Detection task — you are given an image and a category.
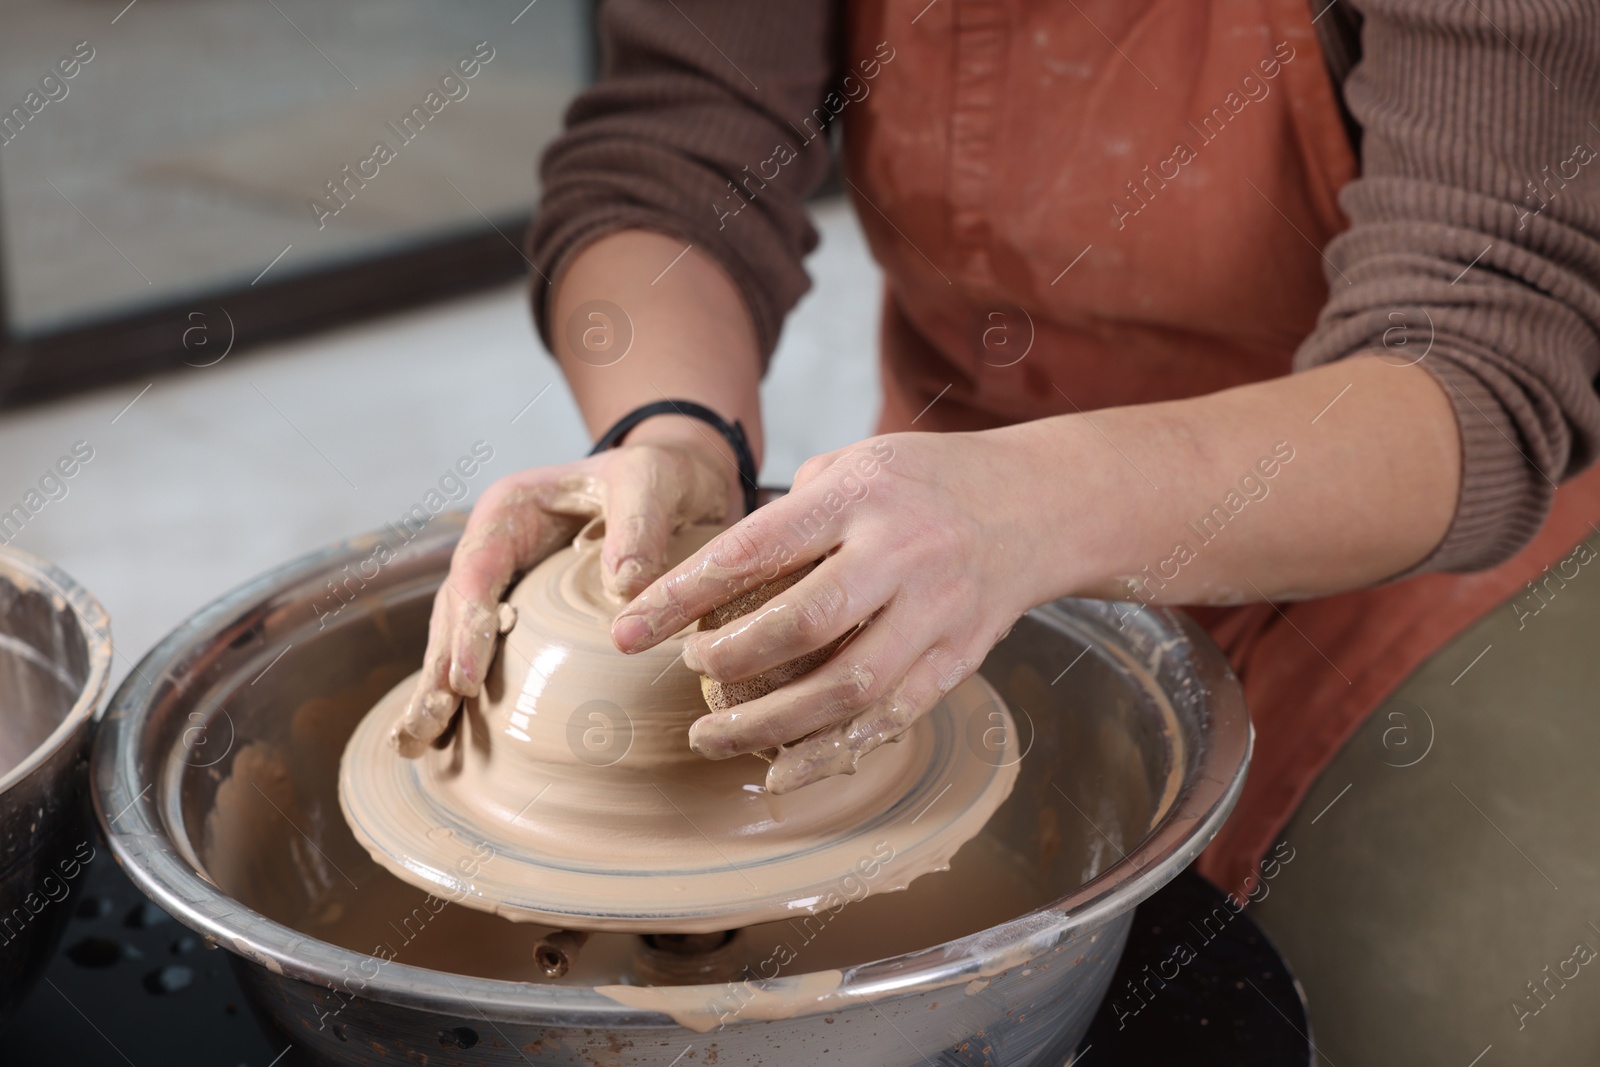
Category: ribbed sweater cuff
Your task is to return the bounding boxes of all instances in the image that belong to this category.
[1416,356,1553,573]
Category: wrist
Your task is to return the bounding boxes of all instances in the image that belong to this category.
[982,416,1129,603]
[620,415,749,520]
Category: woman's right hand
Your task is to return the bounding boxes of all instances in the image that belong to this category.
[392,433,735,756]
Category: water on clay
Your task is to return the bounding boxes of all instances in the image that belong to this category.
[201,667,1063,986]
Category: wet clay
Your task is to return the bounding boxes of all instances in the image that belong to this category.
[395,450,732,752]
[338,523,1023,932]
[209,728,1052,988]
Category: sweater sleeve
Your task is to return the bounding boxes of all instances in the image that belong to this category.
[526,0,838,362]
[1294,0,1600,572]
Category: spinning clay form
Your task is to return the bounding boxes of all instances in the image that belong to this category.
[339,521,1021,933]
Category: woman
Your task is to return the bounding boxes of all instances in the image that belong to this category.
[398,2,1600,1060]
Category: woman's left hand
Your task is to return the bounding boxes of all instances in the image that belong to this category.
[609,430,1047,793]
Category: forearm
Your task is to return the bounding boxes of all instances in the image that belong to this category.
[996,355,1462,605]
[550,229,766,511]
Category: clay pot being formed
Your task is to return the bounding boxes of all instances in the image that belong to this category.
[92,513,1250,1067]
[339,521,1022,933]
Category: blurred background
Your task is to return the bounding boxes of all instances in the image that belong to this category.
[0,0,882,688]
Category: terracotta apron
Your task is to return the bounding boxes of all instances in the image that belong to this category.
[843,0,1600,895]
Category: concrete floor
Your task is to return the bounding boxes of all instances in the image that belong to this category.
[0,195,882,693]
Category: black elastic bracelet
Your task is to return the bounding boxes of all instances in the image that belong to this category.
[588,399,760,516]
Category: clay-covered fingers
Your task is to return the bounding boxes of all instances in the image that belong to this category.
[393,591,461,757]
[611,485,850,654]
[443,480,587,696]
[680,557,883,684]
[764,649,959,794]
[598,444,729,600]
[393,472,588,756]
[393,443,732,757]
[686,609,930,759]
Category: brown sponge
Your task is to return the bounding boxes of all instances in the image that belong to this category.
[697,562,849,713]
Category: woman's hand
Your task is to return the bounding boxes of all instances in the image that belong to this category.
[599,355,1459,795]
[392,434,734,755]
[609,431,1045,793]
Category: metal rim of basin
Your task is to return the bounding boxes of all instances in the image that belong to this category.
[91,517,1252,1026]
[0,544,112,796]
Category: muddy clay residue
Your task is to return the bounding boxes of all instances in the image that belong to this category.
[337,524,1022,933]
[195,573,1130,1027]
[596,969,848,1033]
[208,707,1054,987]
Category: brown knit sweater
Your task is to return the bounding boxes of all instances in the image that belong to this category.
[528,0,1600,574]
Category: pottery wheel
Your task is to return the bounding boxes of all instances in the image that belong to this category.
[340,524,1022,934]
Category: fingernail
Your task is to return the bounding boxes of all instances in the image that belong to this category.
[614,558,646,592]
[687,715,737,759]
[391,726,427,759]
[407,689,457,737]
[449,661,479,697]
[766,761,803,794]
[680,637,704,673]
[612,614,650,651]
